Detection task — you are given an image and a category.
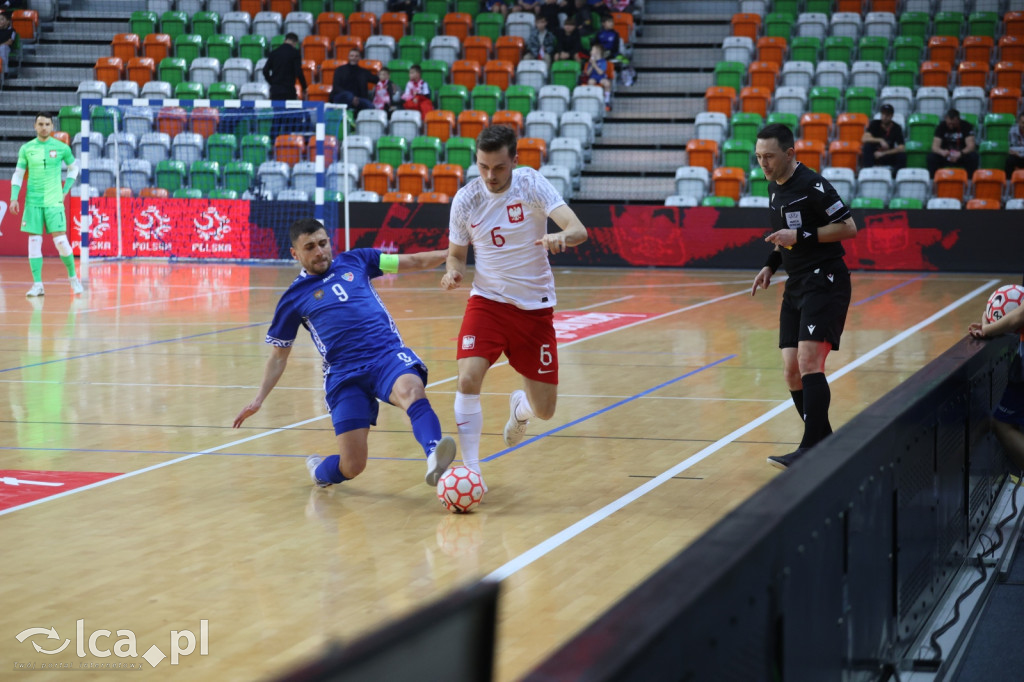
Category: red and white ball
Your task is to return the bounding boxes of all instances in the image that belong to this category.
[437,466,485,513]
[984,284,1024,326]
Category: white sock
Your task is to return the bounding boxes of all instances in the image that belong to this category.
[454,391,483,473]
[514,392,534,422]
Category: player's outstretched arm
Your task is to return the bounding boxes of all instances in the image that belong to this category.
[396,249,448,273]
[970,304,1024,339]
[233,345,291,427]
[536,204,588,254]
[441,243,469,290]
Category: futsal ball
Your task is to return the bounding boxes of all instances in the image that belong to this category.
[437,466,485,513]
[984,285,1024,326]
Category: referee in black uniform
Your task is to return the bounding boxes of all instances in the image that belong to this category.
[751,123,858,470]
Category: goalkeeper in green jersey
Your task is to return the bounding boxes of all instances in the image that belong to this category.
[10,112,82,296]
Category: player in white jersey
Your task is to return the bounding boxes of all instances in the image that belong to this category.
[441,125,589,489]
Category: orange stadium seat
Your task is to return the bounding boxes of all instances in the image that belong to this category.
[612,12,634,45]
[801,113,833,145]
[418,192,450,203]
[740,86,770,117]
[484,60,514,89]
[749,61,780,90]
[463,36,492,66]
[359,59,382,75]
[274,134,306,166]
[144,33,172,63]
[920,61,952,88]
[301,59,317,87]
[112,34,140,64]
[999,36,1024,62]
[838,0,865,10]
[12,10,37,43]
[306,84,333,102]
[141,187,170,198]
[964,36,995,64]
[362,163,394,195]
[269,0,295,14]
[712,167,745,201]
[971,169,1006,202]
[457,110,489,140]
[397,163,429,195]
[348,13,378,43]
[157,107,188,137]
[320,59,344,87]
[934,167,968,199]
[53,131,70,146]
[966,198,1000,209]
[127,57,156,86]
[869,0,897,10]
[685,139,719,172]
[381,12,409,42]
[516,137,547,169]
[829,140,861,170]
[704,86,736,116]
[334,36,364,58]
[1005,12,1024,38]
[94,57,124,87]
[492,110,523,135]
[431,163,464,196]
[317,12,346,41]
[104,187,133,198]
[444,12,473,42]
[837,112,868,142]
[191,107,220,138]
[307,134,337,161]
[383,191,416,202]
[995,61,1024,89]
[425,110,456,142]
[239,0,264,19]
[731,13,761,40]
[958,61,989,88]
[495,36,524,67]
[757,37,787,67]
[1012,169,1024,198]
[303,36,330,65]
[990,87,1022,114]
[928,36,958,64]
[795,139,825,171]
[452,60,481,89]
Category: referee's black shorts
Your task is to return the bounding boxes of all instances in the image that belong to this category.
[779,260,851,350]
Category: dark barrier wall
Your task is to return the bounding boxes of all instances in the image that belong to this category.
[523,334,1018,682]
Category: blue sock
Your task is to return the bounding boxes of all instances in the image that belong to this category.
[407,398,443,457]
[315,455,348,484]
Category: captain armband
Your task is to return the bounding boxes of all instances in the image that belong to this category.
[764,250,783,274]
[379,253,399,274]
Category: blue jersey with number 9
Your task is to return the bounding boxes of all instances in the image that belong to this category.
[266,248,407,377]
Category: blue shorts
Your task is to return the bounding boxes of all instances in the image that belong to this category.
[324,346,428,435]
[994,381,1024,428]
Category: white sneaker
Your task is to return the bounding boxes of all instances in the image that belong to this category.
[305,455,332,488]
[425,436,456,486]
[466,463,489,493]
[26,282,44,297]
[69,276,83,295]
[503,390,530,447]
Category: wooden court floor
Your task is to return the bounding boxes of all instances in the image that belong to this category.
[0,256,1012,681]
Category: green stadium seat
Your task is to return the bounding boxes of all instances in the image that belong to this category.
[130,11,159,38]
[208,189,239,199]
[208,82,238,100]
[888,197,922,209]
[174,81,205,99]
[174,34,203,67]
[773,0,798,13]
[425,0,450,16]
[898,12,929,39]
[412,13,440,40]
[905,140,928,168]
[475,13,503,42]
[980,140,1008,170]
[173,188,203,198]
[764,13,794,39]
[456,0,480,17]
[550,60,581,90]
[968,11,999,38]
[160,11,189,40]
[714,61,745,91]
[850,197,884,209]
[892,36,924,63]
[398,35,428,63]
[300,0,326,14]
[824,36,854,66]
[207,35,236,64]
[58,105,82,138]
[886,61,916,88]
[158,57,188,87]
[411,135,443,168]
[791,36,821,64]
[326,190,345,202]
[804,0,831,12]
[858,36,888,63]
[907,113,939,146]
[91,106,121,137]
[420,59,449,98]
[330,0,357,14]
[808,86,840,115]
[438,83,469,115]
[192,11,220,41]
[376,136,409,168]
[701,196,736,207]
[766,111,799,135]
[156,159,187,192]
[843,86,876,117]
[445,136,475,169]
[207,133,237,165]
[224,161,255,194]
[240,134,271,166]
[933,12,964,39]
[269,35,286,53]
[983,113,1016,144]
[722,138,755,170]
[729,112,763,145]
[748,167,768,197]
[471,84,502,117]
[505,84,536,117]
[189,160,220,195]
[387,59,413,92]
[239,35,268,65]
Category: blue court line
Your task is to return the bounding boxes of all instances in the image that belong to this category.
[0,322,267,374]
[852,274,928,307]
[482,354,736,463]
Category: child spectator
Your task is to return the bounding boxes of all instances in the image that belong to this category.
[526,15,559,67]
[584,43,611,110]
[401,64,434,116]
[372,66,401,114]
[0,12,15,80]
[554,17,586,63]
[595,14,620,59]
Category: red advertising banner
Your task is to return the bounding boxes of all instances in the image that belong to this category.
[0,181,82,257]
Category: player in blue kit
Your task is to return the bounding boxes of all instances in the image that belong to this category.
[233,218,456,489]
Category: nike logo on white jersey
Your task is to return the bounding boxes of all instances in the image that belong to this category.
[814,182,824,193]
[807,324,816,334]
[470,220,483,228]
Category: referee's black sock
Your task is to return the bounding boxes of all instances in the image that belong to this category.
[798,373,831,450]
[790,389,804,420]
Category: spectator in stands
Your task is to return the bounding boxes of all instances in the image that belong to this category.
[1006,113,1024,180]
[386,0,421,19]
[859,103,906,174]
[330,48,377,112]
[927,108,978,179]
[584,44,612,111]
[595,15,620,59]
[512,0,543,14]
[1,11,18,79]
[372,66,401,114]
[526,15,559,68]
[483,0,510,19]
[570,0,598,34]
[538,0,567,29]
[401,64,434,116]
[604,0,630,11]
[262,33,306,101]
[553,16,586,64]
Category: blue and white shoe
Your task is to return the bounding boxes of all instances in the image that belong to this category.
[425,436,456,486]
[306,455,332,488]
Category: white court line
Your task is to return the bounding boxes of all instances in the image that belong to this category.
[484,278,999,582]
[572,295,635,311]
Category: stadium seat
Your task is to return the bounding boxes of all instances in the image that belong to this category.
[797,13,829,41]
[515,60,547,93]
[380,11,408,42]
[190,57,221,88]
[892,35,924,63]
[694,112,728,147]
[757,37,787,67]
[445,136,475,169]
[927,35,958,65]
[808,86,840,115]
[348,12,378,42]
[388,109,422,140]
[288,161,316,196]
[189,160,221,196]
[913,87,950,119]
[965,198,1000,209]
[454,110,486,141]
[714,61,745,91]
[822,167,856,202]
[849,196,884,208]
[361,162,394,195]
[550,60,582,90]
[879,86,913,118]
[712,167,745,201]
[484,60,515,90]
[995,61,1024,89]
[702,196,736,207]
[77,80,107,103]
[431,163,464,196]
[72,131,104,160]
[379,191,413,202]
[326,162,359,194]
[731,12,762,40]
[674,166,711,199]
[463,36,492,67]
[780,61,815,90]
[971,169,1006,202]
[410,135,444,168]
[829,140,861,171]
[800,113,832,145]
[749,61,780,90]
[444,12,473,43]
[920,61,952,88]
[505,11,535,40]
[537,164,570,199]
[376,136,409,168]
[738,196,769,207]
[739,87,770,117]
[1011,169,1024,199]
[495,36,524,68]
[722,36,755,66]
[980,140,1008,171]
[722,138,754,170]
[831,12,862,40]
[398,35,427,64]
[316,12,346,41]
[416,192,449,203]
[348,190,381,202]
[773,86,808,116]
[430,35,461,66]
[492,110,524,136]
[990,87,1023,115]
[998,35,1024,62]
[685,139,718,173]
[835,112,867,143]
[339,135,373,169]
[451,60,481,90]
[795,139,825,171]
[855,167,893,202]
[155,159,187,192]
[934,167,968,200]
[516,137,547,170]
[765,12,795,39]
[548,137,584,186]
[396,162,429,195]
[983,113,1015,145]
[824,36,855,67]
[503,84,537,119]
[886,197,921,209]
[849,62,884,91]
[474,13,503,43]
[893,167,931,203]
[951,87,986,120]
[355,109,388,143]
[425,110,456,142]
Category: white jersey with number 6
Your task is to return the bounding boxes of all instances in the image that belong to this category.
[448,166,566,310]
